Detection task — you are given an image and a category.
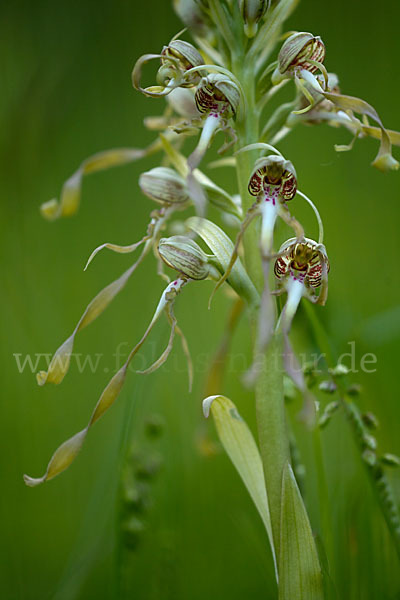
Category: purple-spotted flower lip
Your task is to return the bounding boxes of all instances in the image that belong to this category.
[248,155,297,202]
[187,73,241,173]
[274,237,329,300]
[194,73,240,119]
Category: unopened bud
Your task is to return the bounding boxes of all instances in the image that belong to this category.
[329,363,349,377]
[318,380,336,394]
[361,412,379,430]
[239,0,270,38]
[122,516,146,550]
[362,449,377,468]
[362,433,377,451]
[139,167,189,205]
[272,32,325,84]
[135,455,163,480]
[158,235,211,280]
[346,383,362,397]
[380,453,400,468]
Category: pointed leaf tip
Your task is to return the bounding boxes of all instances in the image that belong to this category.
[202,395,219,418]
[23,474,45,487]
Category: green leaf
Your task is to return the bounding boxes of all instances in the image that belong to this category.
[186,216,259,307]
[203,395,277,576]
[40,134,175,221]
[279,463,323,600]
[36,251,148,386]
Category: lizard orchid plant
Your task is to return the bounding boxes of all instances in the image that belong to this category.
[25,0,400,597]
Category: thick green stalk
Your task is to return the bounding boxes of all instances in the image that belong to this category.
[232,56,290,561]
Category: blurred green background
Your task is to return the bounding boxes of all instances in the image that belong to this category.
[1,1,400,598]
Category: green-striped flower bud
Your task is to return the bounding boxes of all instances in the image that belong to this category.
[239,0,270,38]
[195,73,240,119]
[139,167,189,205]
[158,235,211,280]
[272,32,325,84]
[278,32,325,75]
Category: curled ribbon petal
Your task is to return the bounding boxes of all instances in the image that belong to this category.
[131,53,183,98]
[299,69,399,171]
[36,249,148,386]
[25,279,188,486]
[40,148,146,221]
[37,208,174,386]
[84,237,150,271]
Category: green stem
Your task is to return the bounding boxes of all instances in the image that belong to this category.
[232,56,290,562]
[233,60,263,291]
[208,0,237,58]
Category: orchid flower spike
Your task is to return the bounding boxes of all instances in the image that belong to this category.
[274,237,330,333]
[132,36,204,98]
[187,73,240,171]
